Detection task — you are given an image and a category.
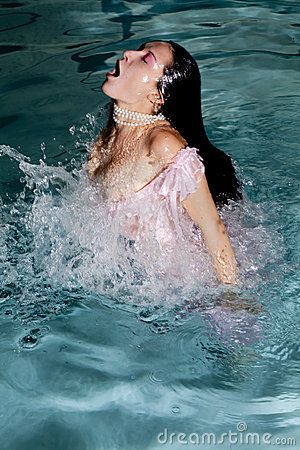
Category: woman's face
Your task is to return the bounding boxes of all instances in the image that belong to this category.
[102,41,173,111]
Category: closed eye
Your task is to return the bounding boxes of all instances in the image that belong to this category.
[142,52,151,64]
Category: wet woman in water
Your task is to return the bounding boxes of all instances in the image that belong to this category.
[86,40,243,286]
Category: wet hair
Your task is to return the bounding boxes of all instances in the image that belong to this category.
[154,39,243,207]
[97,40,243,207]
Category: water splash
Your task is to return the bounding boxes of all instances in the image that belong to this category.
[0,140,285,347]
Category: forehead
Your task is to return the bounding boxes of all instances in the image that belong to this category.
[143,41,173,66]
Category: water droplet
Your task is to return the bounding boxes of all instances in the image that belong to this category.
[19,333,38,349]
[18,326,50,349]
[59,344,68,352]
[149,369,167,383]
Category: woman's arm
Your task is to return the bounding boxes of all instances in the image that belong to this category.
[148,129,239,285]
[182,175,239,285]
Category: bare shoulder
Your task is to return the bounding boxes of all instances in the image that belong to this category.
[146,123,188,164]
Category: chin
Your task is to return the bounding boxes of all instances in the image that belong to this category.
[101,80,114,98]
[102,84,123,104]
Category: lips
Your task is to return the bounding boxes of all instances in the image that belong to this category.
[106,58,121,78]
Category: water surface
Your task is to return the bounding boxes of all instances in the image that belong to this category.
[0,1,299,449]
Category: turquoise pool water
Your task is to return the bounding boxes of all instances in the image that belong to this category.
[0,1,299,449]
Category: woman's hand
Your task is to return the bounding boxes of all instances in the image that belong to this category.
[182,174,238,285]
[216,290,264,315]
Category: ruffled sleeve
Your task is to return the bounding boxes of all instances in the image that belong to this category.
[154,146,205,201]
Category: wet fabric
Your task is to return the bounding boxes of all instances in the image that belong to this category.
[103,145,217,286]
[107,146,205,248]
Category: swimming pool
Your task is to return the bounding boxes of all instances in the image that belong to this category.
[0,1,299,449]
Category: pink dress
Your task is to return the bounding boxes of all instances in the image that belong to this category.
[96,145,262,344]
[104,145,217,285]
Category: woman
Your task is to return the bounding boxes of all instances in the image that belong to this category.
[86,40,243,286]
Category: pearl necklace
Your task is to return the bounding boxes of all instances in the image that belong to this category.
[113,103,166,127]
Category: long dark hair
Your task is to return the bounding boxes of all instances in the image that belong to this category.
[99,40,243,207]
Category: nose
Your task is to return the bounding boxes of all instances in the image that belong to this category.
[122,49,140,61]
[123,50,131,61]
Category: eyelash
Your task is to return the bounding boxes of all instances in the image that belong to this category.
[142,52,150,63]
